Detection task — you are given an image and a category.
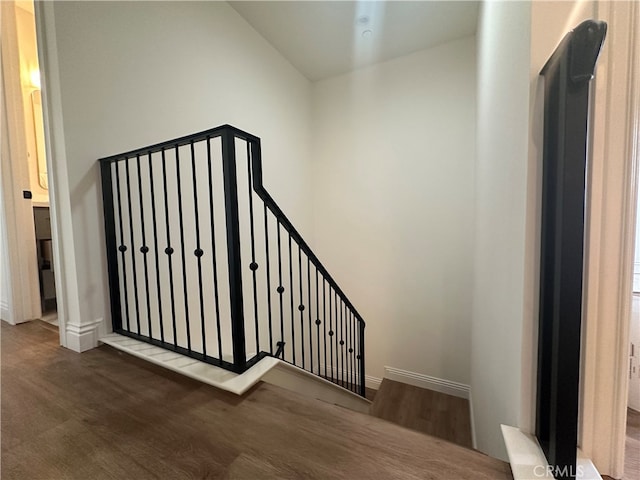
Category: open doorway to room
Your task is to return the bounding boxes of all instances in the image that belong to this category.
[1,0,57,329]
[18,0,57,327]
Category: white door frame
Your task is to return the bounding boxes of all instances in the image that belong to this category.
[1,0,42,326]
[32,0,84,348]
[580,1,640,478]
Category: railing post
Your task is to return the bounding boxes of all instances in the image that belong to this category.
[100,160,122,331]
[221,129,247,371]
[359,321,366,397]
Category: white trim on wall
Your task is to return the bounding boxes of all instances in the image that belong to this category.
[65,318,103,353]
[580,2,640,477]
[1,0,42,325]
[317,364,472,399]
[383,366,471,399]
[0,300,11,322]
[318,363,382,390]
[34,0,84,348]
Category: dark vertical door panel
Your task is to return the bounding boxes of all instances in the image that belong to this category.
[536,20,606,480]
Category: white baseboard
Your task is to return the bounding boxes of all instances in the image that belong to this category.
[366,375,382,389]
[65,318,103,352]
[0,300,11,323]
[318,363,382,390]
[383,366,471,399]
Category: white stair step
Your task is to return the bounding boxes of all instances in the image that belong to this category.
[99,333,260,394]
[99,332,371,413]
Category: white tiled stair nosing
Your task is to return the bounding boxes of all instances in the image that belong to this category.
[98,333,372,408]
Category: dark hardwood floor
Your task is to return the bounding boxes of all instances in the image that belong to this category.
[1,321,512,479]
[371,379,473,448]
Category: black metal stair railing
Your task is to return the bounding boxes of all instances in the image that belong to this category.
[99,124,366,396]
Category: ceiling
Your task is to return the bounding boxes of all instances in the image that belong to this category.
[229,1,479,81]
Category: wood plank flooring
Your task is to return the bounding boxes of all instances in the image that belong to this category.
[371,379,473,448]
[622,408,639,480]
[1,321,511,479]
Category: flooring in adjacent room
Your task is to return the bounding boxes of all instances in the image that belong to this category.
[622,408,639,480]
[1,321,511,479]
[601,408,639,480]
[370,378,473,449]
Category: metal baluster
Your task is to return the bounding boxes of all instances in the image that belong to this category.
[343,303,347,388]
[190,141,206,357]
[206,138,223,359]
[125,156,141,334]
[316,267,321,375]
[356,315,360,393]
[323,277,327,378]
[148,153,164,343]
[161,149,178,348]
[307,256,313,373]
[333,290,340,385]
[348,310,352,389]
[276,222,285,358]
[114,161,130,332]
[298,245,305,369]
[329,286,333,382]
[359,318,365,396]
[247,141,260,354]
[175,145,191,351]
[264,205,273,354]
[136,154,153,340]
[288,234,295,364]
[340,299,345,387]
[350,311,355,392]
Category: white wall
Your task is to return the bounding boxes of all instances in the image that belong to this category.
[311,36,476,385]
[472,0,531,460]
[48,1,313,332]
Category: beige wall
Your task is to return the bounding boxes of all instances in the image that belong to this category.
[47,1,313,334]
[471,0,532,460]
[311,36,477,386]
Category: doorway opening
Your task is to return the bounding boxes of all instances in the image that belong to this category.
[1,0,57,329]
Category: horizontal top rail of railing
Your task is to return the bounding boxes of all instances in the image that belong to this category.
[99,124,259,163]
